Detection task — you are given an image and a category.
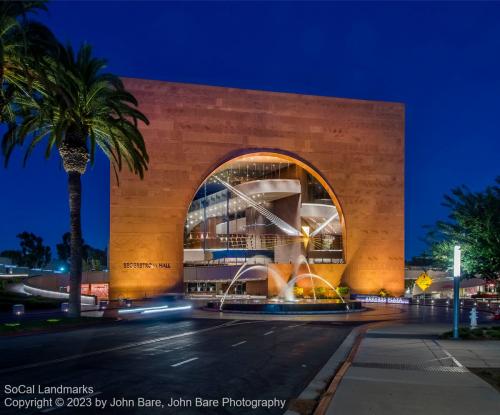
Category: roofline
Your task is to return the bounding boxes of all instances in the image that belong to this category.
[121,76,405,108]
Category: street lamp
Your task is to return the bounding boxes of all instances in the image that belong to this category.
[453,245,461,339]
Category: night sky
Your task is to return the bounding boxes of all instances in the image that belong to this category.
[1,1,499,260]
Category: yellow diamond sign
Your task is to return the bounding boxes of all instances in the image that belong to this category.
[415,272,433,292]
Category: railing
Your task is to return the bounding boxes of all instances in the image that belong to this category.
[184,232,343,255]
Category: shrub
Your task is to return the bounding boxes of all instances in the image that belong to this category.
[293,286,304,298]
[337,286,350,296]
[314,287,327,299]
[379,288,391,297]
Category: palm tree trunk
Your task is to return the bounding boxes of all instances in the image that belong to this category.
[68,171,83,317]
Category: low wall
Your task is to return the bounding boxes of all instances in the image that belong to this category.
[23,271,109,304]
[23,284,96,305]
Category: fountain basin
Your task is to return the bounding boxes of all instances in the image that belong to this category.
[206,299,362,314]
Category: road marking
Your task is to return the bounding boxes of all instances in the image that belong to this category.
[264,331,274,336]
[286,324,301,328]
[144,347,173,352]
[0,321,236,375]
[41,406,59,413]
[441,348,464,368]
[171,357,198,367]
[426,356,454,363]
[145,349,173,356]
[231,340,247,347]
[432,339,465,369]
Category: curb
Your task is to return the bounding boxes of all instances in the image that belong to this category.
[285,321,393,415]
[284,324,367,415]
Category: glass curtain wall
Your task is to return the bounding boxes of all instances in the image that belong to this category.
[184,155,344,266]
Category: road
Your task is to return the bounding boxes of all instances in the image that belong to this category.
[0,317,356,414]
[0,303,495,414]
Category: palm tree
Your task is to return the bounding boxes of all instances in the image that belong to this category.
[2,43,149,316]
[0,1,54,119]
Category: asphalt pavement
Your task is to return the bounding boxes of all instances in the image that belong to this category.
[0,303,496,415]
[0,317,355,415]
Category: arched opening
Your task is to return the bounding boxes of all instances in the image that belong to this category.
[183,152,346,298]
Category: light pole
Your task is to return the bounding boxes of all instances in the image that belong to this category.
[453,245,461,339]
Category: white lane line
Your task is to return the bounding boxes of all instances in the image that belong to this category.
[41,406,59,413]
[286,324,301,328]
[0,321,235,375]
[231,340,247,347]
[426,356,454,363]
[144,347,173,352]
[171,357,198,367]
[145,349,173,356]
[264,331,274,336]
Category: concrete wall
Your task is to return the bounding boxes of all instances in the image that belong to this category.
[110,79,404,299]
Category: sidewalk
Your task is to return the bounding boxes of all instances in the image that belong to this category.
[327,323,500,415]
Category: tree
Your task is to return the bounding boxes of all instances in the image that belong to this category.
[405,253,439,271]
[2,43,149,317]
[425,178,500,286]
[0,231,51,268]
[57,232,107,270]
[84,245,107,271]
[56,232,71,262]
[0,249,22,265]
[17,231,51,268]
[0,1,55,118]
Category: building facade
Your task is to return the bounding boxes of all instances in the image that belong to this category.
[109,79,404,300]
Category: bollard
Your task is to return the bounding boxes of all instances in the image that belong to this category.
[61,302,69,313]
[12,304,25,316]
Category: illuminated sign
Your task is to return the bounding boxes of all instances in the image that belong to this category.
[353,295,410,304]
[123,262,171,269]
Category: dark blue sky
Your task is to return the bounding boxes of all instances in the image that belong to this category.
[1,1,499,259]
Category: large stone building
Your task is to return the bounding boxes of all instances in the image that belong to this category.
[109,79,404,300]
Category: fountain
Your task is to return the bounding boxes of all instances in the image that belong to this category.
[295,255,316,301]
[218,262,288,311]
[282,273,350,311]
[207,261,361,314]
[195,155,362,314]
